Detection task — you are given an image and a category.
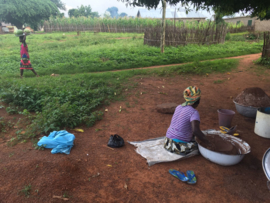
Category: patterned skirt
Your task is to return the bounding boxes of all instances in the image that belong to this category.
[20,59,33,70]
[164,137,198,156]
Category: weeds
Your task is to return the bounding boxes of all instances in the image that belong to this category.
[6,106,19,115]
[95,128,102,132]
[32,139,46,150]
[0,117,5,132]
[256,57,270,68]
[0,117,13,134]
[125,102,131,108]
[9,152,14,157]
[19,184,32,197]
[214,80,224,84]
[63,191,70,198]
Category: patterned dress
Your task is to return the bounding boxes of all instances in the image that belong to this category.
[164,105,200,155]
[20,43,33,69]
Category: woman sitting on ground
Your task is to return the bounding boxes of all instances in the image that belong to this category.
[164,86,208,155]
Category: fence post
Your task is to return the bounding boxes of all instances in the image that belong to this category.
[160,0,167,53]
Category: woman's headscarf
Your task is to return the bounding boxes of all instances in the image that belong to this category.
[182,86,201,106]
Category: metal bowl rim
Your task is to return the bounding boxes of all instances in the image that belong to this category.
[233,100,261,109]
[195,134,251,156]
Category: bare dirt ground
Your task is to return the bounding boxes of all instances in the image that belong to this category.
[0,53,270,203]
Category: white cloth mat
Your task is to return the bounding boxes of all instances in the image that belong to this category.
[129,137,199,166]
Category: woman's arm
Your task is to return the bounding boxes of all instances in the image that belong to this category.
[191,120,208,143]
[23,34,27,46]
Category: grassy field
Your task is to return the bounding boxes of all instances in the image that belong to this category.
[0,31,260,142]
[0,58,238,139]
[0,32,262,77]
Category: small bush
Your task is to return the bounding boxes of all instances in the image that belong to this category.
[246,34,257,40]
[225,33,231,41]
[19,184,31,197]
[257,57,270,68]
[6,106,19,115]
[230,35,246,41]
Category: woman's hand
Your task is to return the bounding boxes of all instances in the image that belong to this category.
[191,120,208,143]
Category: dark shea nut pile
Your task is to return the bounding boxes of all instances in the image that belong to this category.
[234,87,270,107]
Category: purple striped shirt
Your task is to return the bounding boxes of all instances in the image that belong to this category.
[166,105,200,142]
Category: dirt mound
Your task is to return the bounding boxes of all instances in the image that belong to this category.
[234,87,270,107]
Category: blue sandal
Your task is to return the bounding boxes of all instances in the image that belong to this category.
[169,169,189,182]
[187,170,197,185]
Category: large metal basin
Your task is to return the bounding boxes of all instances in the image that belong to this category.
[262,148,270,190]
[233,100,260,118]
[198,130,251,166]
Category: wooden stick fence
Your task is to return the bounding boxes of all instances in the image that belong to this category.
[43,20,247,35]
[144,24,227,47]
[44,23,148,33]
[228,26,254,34]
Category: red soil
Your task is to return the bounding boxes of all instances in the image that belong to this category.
[0,53,270,202]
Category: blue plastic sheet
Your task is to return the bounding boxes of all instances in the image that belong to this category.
[37,130,75,154]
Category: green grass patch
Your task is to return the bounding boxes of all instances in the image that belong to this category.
[255,57,270,68]
[0,58,238,138]
[213,79,224,84]
[0,32,261,77]
[231,32,249,36]
[226,32,264,42]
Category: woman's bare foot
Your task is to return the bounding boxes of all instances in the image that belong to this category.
[36,75,40,77]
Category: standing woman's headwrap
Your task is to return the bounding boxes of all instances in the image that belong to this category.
[182,86,201,106]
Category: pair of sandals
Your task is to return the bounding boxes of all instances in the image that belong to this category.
[169,169,197,184]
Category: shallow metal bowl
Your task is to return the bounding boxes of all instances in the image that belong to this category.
[233,100,260,118]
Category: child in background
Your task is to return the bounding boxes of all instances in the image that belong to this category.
[19,33,39,78]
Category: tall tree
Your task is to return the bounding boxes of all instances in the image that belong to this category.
[0,0,58,29]
[50,0,66,10]
[68,5,100,18]
[68,9,78,18]
[256,10,270,20]
[104,11,111,18]
[91,12,100,18]
[119,13,128,17]
[119,0,270,19]
[77,5,93,17]
[107,7,119,18]
[213,7,234,24]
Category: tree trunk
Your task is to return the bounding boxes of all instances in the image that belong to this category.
[262,32,270,59]
[160,0,167,53]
